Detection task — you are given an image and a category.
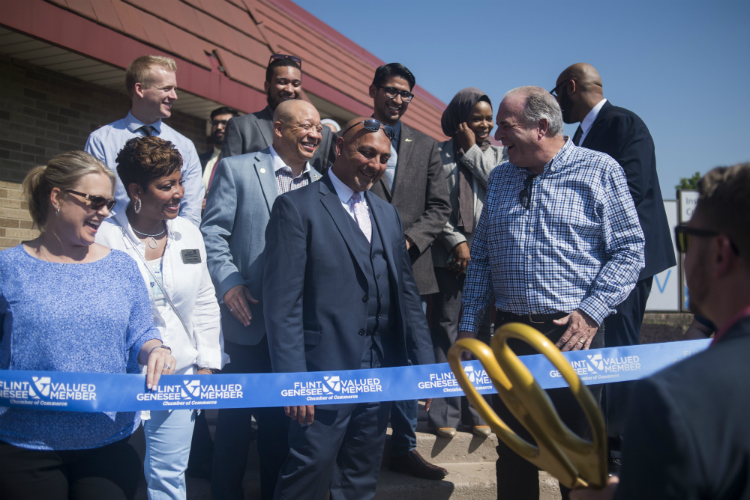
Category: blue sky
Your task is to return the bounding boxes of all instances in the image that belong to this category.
[293,0,750,199]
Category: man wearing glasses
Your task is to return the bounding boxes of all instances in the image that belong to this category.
[551,63,676,473]
[220,54,337,172]
[571,163,750,500]
[200,106,240,191]
[366,62,451,481]
[458,86,644,500]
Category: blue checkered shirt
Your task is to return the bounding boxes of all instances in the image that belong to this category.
[458,138,644,332]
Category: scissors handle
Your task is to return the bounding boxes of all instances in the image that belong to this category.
[448,323,607,490]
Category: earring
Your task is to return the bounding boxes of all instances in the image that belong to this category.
[135,198,141,214]
[54,205,60,217]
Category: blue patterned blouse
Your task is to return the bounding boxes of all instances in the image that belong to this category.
[0,245,160,450]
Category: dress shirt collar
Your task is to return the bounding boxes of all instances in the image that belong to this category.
[269,145,311,176]
[328,168,358,204]
[580,98,607,137]
[211,146,221,157]
[125,111,163,135]
[513,136,576,177]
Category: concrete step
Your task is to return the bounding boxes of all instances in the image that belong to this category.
[383,427,499,467]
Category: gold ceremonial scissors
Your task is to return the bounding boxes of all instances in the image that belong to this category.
[447,322,607,490]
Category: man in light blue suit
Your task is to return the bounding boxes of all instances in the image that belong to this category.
[200,99,324,500]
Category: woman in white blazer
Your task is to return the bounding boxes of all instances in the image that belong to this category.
[96,136,226,500]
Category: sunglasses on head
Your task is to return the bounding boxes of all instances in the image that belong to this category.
[269,54,302,68]
[674,225,740,254]
[65,190,116,211]
[341,119,395,141]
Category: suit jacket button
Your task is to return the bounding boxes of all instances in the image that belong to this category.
[380,294,384,299]
[362,295,369,302]
[358,329,366,336]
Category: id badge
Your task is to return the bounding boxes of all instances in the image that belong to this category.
[181,249,201,264]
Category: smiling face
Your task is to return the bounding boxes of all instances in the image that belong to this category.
[274,104,322,165]
[333,125,391,192]
[52,172,114,247]
[265,66,302,110]
[369,75,411,125]
[135,67,177,123]
[494,94,541,169]
[467,100,494,144]
[136,169,185,222]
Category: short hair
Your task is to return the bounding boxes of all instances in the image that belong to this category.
[504,86,564,137]
[116,136,183,197]
[266,58,301,83]
[210,107,240,120]
[371,63,416,91]
[696,162,750,266]
[125,55,177,98]
[22,151,115,231]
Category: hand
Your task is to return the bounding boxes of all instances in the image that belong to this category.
[223,285,259,327]
[569,475,619,500]
[456,122,476,151]
[405,238,411,251]
[457,330,478,361]
[285,405,315,425]
[448,242,470,274]
[424,398,433,411]
[554,309,599,352]
[145,344,176,390]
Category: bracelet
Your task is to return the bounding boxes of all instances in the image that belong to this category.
[149,344,172,356]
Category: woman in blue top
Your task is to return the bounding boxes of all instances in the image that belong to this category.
[0,151,175,500]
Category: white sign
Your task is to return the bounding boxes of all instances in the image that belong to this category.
[646,200,680,312]
[679,190,699,223]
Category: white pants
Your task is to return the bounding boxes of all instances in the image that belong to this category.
[144,410,196,500]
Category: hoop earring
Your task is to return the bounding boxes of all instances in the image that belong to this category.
[134,198,141,214]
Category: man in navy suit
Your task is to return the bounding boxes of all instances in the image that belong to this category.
[571,163,750,500]
[552,63,676,470]
[263,117,435,500]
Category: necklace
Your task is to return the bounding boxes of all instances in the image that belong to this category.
[132,225,167,249]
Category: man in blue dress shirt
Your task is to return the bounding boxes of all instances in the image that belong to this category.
[85,55,204,226]
[458,86,644,500]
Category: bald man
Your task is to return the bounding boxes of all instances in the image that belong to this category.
[552,63,676,472]
[201,99,325,500]
[263,118,435,500]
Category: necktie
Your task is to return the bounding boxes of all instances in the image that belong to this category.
[385,138,398,192]
[139,125,156,137]
[350,193,372,243]
[572,125,583,146]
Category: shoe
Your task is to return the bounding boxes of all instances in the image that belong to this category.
[472,425,491,437]
[389,449,447,480]
[435,427,457,438]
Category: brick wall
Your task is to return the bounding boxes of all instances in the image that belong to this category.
[0,54,209,250]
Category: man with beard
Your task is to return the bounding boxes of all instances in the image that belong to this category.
[202,100,324,500]
[571,163,750,500]
[200,106,240,190]
[221,54,337,171]
[551,63,676,472]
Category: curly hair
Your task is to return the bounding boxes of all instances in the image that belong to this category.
[116,136,183,198]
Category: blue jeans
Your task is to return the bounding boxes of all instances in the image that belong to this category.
[144,410,196,500]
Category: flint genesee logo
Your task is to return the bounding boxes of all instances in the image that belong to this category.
[137,380,243,406]
[550,353,642,381]
[281,376,383,402]
[418,365,493,393]
[0,375,96,407]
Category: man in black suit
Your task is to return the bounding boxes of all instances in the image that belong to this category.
[199,106,239,191]
[366,62,451,480]
[571,162,750,500]
[221,54,337,172]
[552,63,676,470]
[263,117,435,500]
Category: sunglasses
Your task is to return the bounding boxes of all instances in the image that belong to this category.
[519,174,535,209]
[269,54,302,68]
[65,190,116,211]
[674,225,740,254]
[549,80,569,98]
[377,85,414,102]
[341,119,395,141]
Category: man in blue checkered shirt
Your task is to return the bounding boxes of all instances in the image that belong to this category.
[458,86,644,500]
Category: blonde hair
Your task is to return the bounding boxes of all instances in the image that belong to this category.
[125,55,177,98]
[22,151,115,231]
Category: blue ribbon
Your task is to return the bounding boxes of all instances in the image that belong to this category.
[0,340,710,412]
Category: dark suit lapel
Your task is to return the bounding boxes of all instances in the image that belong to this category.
[254,154,279,212]
[318,177,368,275]
[390,124,416,201]
[256,106,274,148]
[581,101,612,149]
[367,193,397,271]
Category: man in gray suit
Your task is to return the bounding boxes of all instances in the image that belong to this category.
[201,99,324,500]
[367,63,451,479]
[221,54,337,172]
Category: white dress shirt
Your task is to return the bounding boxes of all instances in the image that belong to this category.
[328,168,370,222]
[578,98,608,146]
[202,146,221,191]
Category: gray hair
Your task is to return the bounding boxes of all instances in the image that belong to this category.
[504,86,563,137]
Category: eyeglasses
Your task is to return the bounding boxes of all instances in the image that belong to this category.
[377,86,414,103]
[211,119,229,127]
[65,190,116,211]
[519,175,535,209]
[549,81,568,98]
[269,54,302,68]
[674,225,740,254]
[341,119,396,141]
